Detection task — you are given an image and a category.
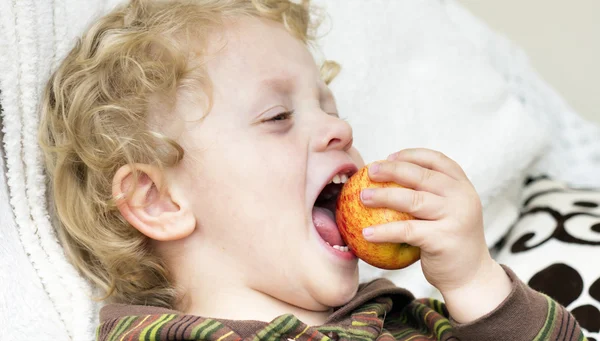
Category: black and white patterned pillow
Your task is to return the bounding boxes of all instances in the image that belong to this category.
[495,175,600,339]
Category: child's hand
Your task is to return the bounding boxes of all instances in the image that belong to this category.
[360,148,511,322]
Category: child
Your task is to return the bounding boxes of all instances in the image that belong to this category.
[39,0,585,340]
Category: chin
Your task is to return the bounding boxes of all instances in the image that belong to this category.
[308,267,360,309]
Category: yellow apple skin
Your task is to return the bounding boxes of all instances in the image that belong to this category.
[336,164,421,270]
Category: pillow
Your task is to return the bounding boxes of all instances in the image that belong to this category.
[313,0,548,208]
[495,175,600,339]
[311,0,548,296]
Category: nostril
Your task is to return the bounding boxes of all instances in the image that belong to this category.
[326,137,353,152]
[314,118,353,152]
[326,137,342,149]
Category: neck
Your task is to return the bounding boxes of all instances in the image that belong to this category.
[182,282,332,326]
[168,242,332,326]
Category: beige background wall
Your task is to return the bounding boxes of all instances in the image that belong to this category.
[458,0,600,125]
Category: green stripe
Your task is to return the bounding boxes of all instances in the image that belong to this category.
[398,311,409,324]
[533,296,557,341]
[353,303,381,314]
[269,315,300,341]
[149,314,176,341]
[256,315,293,341]
[410,303,428,330]
[319,331,370,341]
[433,319,452,338]
[152,314,177,340]
[110,316,138,341]
[138,314,173,341]
[433,299,444,315]
[190,319,215,339]
[351,321,369,327]
[278,316,301,338]
[317,326,377,341]
[392,328,416,339]
[197,320,223,340]
[105,318,127,341]
[139,314,168,341]
[412,303,426,318]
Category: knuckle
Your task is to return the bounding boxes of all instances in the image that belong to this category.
[380,189,391,203]
[387,160,400,174]
[434,150,447,161]
[379,224,392,237]
[427,239,444,254]
[402,221,414,242]
[420,167,433,183]
[411,191,425,213]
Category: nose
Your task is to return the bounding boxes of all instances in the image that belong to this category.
[311,112,353,152]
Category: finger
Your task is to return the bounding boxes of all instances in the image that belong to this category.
[369,161,455,196]
[361,187,445,220]
[387,148,467,181]
[362,220,436,247]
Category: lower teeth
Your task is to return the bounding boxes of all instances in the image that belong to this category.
[332,245,348,252]
[325,242,348,252]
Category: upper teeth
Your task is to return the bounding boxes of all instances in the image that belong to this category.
[330,173,349,184]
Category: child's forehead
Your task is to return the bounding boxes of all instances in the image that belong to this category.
[204,17,317,83]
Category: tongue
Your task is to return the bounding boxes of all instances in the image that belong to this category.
[312,207,345,246]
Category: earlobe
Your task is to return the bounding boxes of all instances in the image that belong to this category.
[112,164,196,241]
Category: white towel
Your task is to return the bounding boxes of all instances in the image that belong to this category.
[0,127,69,339]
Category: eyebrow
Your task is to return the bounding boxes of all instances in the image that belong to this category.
[258,75,295,94]
[252,75,336,115]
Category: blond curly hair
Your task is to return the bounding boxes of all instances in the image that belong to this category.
[39,0,339,308]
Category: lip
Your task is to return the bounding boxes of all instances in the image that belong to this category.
[312,225,358,263]
[310,162,359,264]
[311,162,359,209]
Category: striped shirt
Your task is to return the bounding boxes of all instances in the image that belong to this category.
[97,266,586,341]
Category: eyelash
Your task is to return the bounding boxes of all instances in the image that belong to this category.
[264,111,345,124]
[267,110,295,123]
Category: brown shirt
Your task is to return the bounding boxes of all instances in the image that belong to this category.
[97,266,586,340]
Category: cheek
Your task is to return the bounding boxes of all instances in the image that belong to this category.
[180,128,308,231]
[184,155,306,234]
[348,147,365,168]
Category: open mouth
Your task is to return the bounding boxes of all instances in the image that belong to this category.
[312,168,357,254]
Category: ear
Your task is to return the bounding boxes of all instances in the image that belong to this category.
[112,164,196,241]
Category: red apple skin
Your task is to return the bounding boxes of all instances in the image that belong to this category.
[336,164,421,270]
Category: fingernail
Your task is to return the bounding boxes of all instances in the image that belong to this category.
[363,227,374,237]
[361,188,374,202]
[387,153,398,161]
[369,163,380,174]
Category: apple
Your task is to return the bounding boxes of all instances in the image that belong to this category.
[336,163,421,270]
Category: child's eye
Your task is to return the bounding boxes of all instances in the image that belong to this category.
[266,110,294,123]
